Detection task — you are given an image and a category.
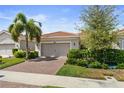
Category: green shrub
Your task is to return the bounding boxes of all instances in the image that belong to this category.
[28,51,39,59]
[88,61,102,68]
[116,63,124,69]
[14,50,26,58]
[34,51,38,57]
[101,63,109,69]
[12,48,18,54]
[14,50,38,59]
[67,49,92,60]
[77,59,89,67]
[80,49,91,59]
[92,49,124,65]
[67,48,124,67]
[66,58,77,65]
[67,49,81,58]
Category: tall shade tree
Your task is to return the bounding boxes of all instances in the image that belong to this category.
[8,13,42,59]
[80,5,118,50]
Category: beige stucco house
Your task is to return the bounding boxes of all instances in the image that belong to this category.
[112,29,124,49]
[0,31,79,57]
[2,29,124,57]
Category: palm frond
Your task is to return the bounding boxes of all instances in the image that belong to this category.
[26,19,42,42]
[14,13,27,24]
[8,24,14,33]
[11,28,20,42]
[8,22,23,42]
[15,22,24,33]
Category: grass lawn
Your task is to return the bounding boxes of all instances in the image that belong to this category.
[57,64,124,81]
[0,58,25,69]
[42,86,64,88]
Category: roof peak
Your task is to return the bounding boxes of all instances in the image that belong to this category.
[42,31,79,38]
[44,31,76,34]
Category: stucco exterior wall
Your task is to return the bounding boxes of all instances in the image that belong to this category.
[20,40,35,51]
[0,32,15,44]
[70,39,79,49]
[117,38,124,49]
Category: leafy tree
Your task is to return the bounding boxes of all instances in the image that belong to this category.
[80,5,118,50]
[8,13,42,59]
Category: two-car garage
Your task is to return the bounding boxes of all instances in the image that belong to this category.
[41,43,70,57]
[40,31,80,57]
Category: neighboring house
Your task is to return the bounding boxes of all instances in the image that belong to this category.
[0,31,79,57]
[117,29,124,49]
[0,31,35,57]
[0,31,17,57]
[111,29,124,49]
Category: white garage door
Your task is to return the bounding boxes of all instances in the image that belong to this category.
[41,43,70,57]
[0,44,15,56]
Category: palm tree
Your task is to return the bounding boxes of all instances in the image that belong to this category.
[8,13,42,59]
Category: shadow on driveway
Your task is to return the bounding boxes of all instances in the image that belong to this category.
[29,57,58,62]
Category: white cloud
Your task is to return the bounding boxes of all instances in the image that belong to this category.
[28,14,48,22]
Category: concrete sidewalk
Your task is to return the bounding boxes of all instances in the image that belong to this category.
[0,70,124,88]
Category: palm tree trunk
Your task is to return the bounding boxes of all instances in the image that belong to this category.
[25,30,29,60]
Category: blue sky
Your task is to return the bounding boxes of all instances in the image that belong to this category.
[0,5,124,33]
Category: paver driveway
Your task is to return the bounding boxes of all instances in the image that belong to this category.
[3,56,66,75]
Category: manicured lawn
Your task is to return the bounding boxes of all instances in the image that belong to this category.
[57,64,124,81]
[42,86,64,88]
[57,64,105,80]
[0,58,25,69]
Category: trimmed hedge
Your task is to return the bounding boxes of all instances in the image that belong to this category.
[67,48,124,69]
[67,49,124,65]
[92,49,124,65]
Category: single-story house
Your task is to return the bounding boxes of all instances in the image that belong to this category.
[1,30,124,57]
[0,31,79,57]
